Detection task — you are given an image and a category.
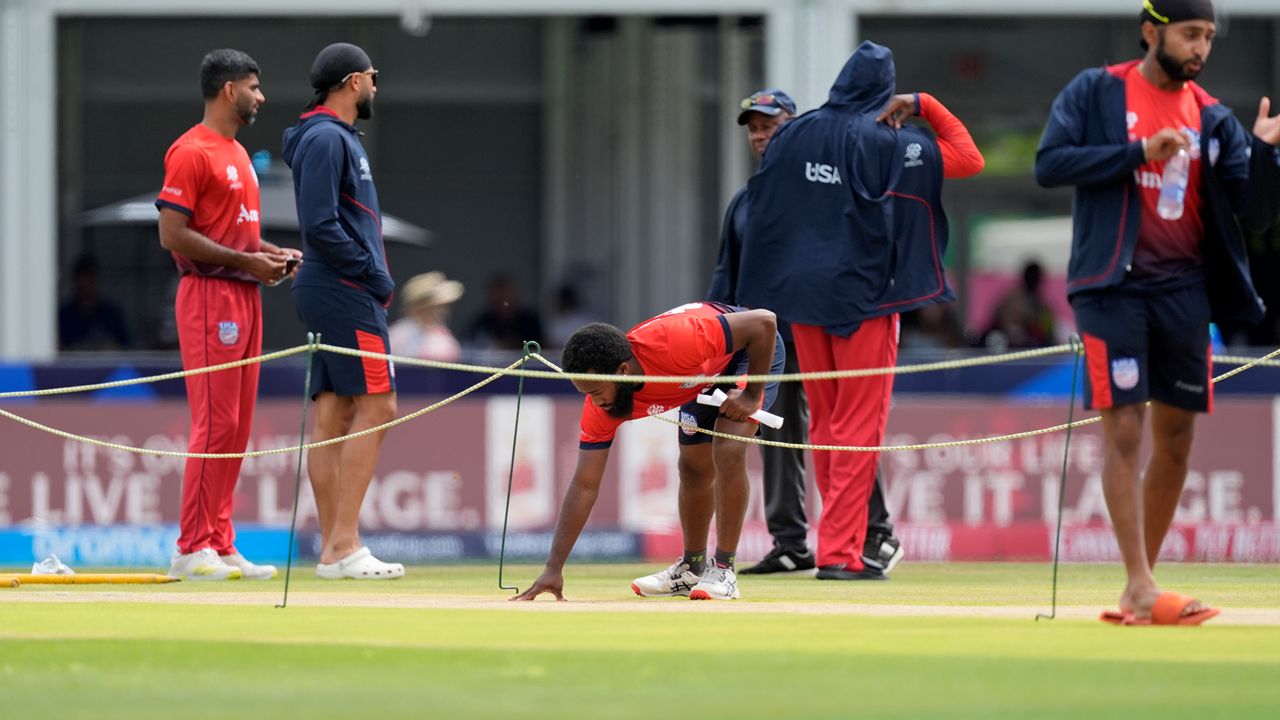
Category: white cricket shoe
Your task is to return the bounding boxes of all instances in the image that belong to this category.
[630,560,702,597]
[220,553,277,580]
[689,565,740,600]
[168,548,243,581]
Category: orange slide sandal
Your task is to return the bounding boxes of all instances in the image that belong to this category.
[1099,592,1220,626]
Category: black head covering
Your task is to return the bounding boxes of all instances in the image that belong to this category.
[1139,0,1216,50]
[306,42,373,109]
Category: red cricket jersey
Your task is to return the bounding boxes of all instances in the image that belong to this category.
[156,123,261,282]
[1125,64,1205,281]
[579,302,736,448]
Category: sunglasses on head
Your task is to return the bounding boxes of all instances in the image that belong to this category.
[740,94,778,110]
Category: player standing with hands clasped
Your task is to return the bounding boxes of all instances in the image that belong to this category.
[1036,0,1280,625]
[157,49,301,581]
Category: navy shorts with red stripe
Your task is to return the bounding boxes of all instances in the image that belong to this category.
[1070,283,1212,413]
[292,283,395,397]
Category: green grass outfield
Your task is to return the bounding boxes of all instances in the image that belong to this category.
[1,562,1277,719]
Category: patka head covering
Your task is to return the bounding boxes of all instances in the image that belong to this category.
[1140,0,1215,50]
[306,42,373,109]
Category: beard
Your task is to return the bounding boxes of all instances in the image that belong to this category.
[604,383,637,419]
[1155,33,1203,81]
[356,98,374,120]
[235,96,257,126]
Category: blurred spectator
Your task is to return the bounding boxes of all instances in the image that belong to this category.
[983,260,1056,350]
[1238,224,1280,347]
[546,284,594,348]
[468,273,544,350]
[389,271,465,362]
[58,255,133,351]
[900,303,964,350]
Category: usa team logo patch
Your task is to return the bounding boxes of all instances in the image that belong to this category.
[1111,357,1139,391]
[679,411,699,436]
[218,321,239,346]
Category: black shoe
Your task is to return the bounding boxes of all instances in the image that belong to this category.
[815,564,888,581]
[739,546,816,575]
[861,533,904,575]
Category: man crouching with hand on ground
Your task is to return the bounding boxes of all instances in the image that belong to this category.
[512,302,784,601]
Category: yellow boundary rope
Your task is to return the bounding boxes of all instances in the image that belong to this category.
[0,340,1276,457]
[0,346,310,399]
[2,341,1275,401]
[0,357,523,458]
[529,346,1280,452]
[316,342,1080,383]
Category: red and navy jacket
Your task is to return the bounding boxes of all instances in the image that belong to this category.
[282,108,394,305]
[738,41,976,338]
[1035,60,1280,325]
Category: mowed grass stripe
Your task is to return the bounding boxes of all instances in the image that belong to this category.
[0,635,1276,720]
[3,563,1277,719]
[3,604,1280,662]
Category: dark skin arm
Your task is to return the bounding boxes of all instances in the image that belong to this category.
[510,447,611,601]
[158,208,289,284]
[511,307,775,601]
[717,309,777,422]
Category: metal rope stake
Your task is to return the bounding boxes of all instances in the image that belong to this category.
[1037,336,1083,622]
[278,333,319,609]
[499,341,539,593]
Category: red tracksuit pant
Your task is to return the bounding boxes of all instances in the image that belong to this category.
[791,315,898,570]
[175,275,261,555]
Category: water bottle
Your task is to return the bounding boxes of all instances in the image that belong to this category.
[1208,322,1226,354]
[1156,148,1189,221]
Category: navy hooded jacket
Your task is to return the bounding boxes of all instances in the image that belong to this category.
[282,108,395,306]
[737,41,955,337]
[1035,61,1280,325]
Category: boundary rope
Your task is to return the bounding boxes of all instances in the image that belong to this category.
[0,357,523,458]
[529,346,1280,452]
[3,342,1275,401]
[0,339,1276,458]
[316,341,1079,383]
[0,346,310,399]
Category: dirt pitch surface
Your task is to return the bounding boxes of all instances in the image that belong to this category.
[6,589,1280,625]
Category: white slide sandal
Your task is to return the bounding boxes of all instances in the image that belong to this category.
[315,546,405,580]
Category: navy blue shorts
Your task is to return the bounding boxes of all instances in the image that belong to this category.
[292,284,396,398]
[1071,284,1212,412]
[676,332,786,446]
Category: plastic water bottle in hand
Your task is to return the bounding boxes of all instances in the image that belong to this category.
[1157,148,1190,221]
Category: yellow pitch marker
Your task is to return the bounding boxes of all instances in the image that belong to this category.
[0,573,178,585]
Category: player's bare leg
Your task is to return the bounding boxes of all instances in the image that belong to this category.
[676,443,716,553]
[1100,404,1163,616]
[1100,404,1155,605]
[1143,402,1196,569]
[688,417,756,600]
[710,417,756,553]
[321,391,397,563]
[308,392,355,553]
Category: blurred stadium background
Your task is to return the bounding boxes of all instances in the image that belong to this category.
[1,0,1279,570]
